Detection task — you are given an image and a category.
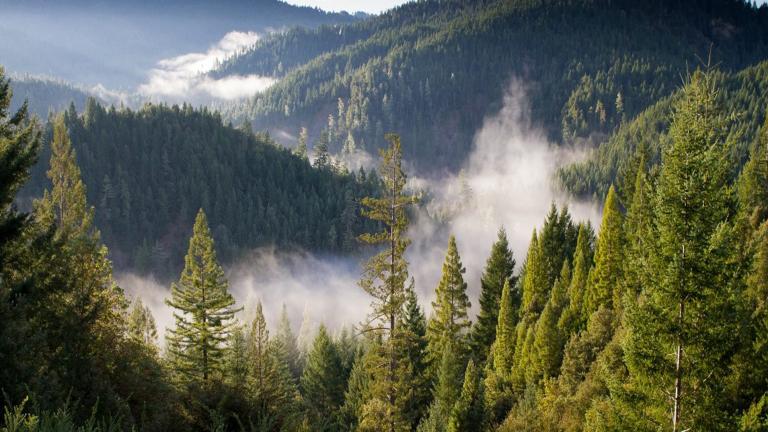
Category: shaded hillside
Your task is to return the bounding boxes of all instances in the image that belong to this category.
[218,0,768,172]
[559,59,768,200]
[21,100,380,276]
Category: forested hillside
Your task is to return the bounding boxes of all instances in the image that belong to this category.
[3,67,768,431]
[219,0,768,171]
[8,76,99,119]
[20,99,380,276]
[559,58,768,200]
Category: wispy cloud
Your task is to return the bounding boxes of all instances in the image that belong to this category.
[138,31,275,102]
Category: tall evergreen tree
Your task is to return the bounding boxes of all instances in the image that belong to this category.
[296,127,309,161]
[427,235,471,367]
[301,324,346,431]
[483,279,518,426]
[275,303,302,381]
[395,283,431,430]
[358,133,415,432]
[583,185,625,318]
[624,70,741,431]
[557,222,595,335]
[165,209,241,383]
[470,228,517,364]
[447,359,485,432]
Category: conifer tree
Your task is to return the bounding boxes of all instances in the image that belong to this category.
[532,261,570,380]
[296,127,309,161]
[470,228,517,363]
[313,130,331,169]
[583,186,624,317]
[0,68,39,260]
[224,325,249,390]
[557,222,594,335]
[484,279,517,426]
[165,209,241,383]
[358,133,415,432]
[275,304,302,381]
[395,283,431,430]
[301,324,346,431]
[447,359,485,432]
[248,302,270,390]
[128,298,158,346]
[624,70,740,431]
[427,235,471,366]
[340,347,372,432]
[520,230,547,318]
[423,340,465,432]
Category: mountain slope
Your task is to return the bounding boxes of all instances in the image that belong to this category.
[0,0,360,88]
[218,0,768,172]
[21,100,380,277]
[559,59,768,200]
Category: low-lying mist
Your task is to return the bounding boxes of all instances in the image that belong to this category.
[119,81,601,346]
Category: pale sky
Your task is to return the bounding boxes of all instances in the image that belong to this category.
[289,0,768,14]
[284,0,411,14]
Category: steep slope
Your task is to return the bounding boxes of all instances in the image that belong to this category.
[218,0,768,172]
[559,59,768,200]
[21,100,380,277]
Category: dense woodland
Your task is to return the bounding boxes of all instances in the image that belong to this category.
[217,0,768,171]
[2,63,768,430]
[19,99,380,276]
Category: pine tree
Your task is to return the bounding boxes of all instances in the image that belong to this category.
[484,280,517,426]
[275,304,302,380]
[0,68,40,261]
[423,340,466,432]
[532,261,570,380]
[224,325,249,390]
[248,301,270,391]
[395,283,431,430]
[520,230,547,317]
[624,70,741,431]
[165,209,241,383]
[427,235,471,367]
[358,133,416,432]
[557,222,594,335]
[128,298,158,347]
[296,127,309,161]
[583,185,624,317]
[301,324,346,431]
[313,129,331,169]
[470,228,517,364]
[447,359,485,432]
[340,347,372,432]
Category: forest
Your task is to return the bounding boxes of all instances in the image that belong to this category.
[217,0,768,171]
[2,63,768,430]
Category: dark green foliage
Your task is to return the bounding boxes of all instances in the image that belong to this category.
[165,209,241,384]
[22,100,380,276]
[470,228,517,364]
[300,325,347,431]
[221,0,768,173]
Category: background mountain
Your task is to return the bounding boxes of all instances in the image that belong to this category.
[216,0,768,172]
[0,0,361,89]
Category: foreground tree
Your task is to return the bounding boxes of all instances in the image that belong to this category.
[470,228,517,364]
[166,209,241,383]
[624,70,741,431]
[358,133,416,431]
[301,325,346,431]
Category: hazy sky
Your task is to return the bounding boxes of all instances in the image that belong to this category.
[285,0,411,14]
[288,0,768,14]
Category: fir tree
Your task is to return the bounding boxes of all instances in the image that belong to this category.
[583,185,624,317]
[358,133,416,432]
[296,127,309,161]
[470,227,517,364]
[165,209,241,383]
[557,222,594,335]
[301,324,346,431]
[427,235,471,367]
[447,359,485,432]
[313,129,331,169]
[532,261,570,380]
[128,298,158,347]
[484,279,517,426]
[624,70,741,431]
[275,304,302,381]
[395,283,431,430]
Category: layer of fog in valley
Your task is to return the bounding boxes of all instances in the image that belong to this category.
[120,81,601,346]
